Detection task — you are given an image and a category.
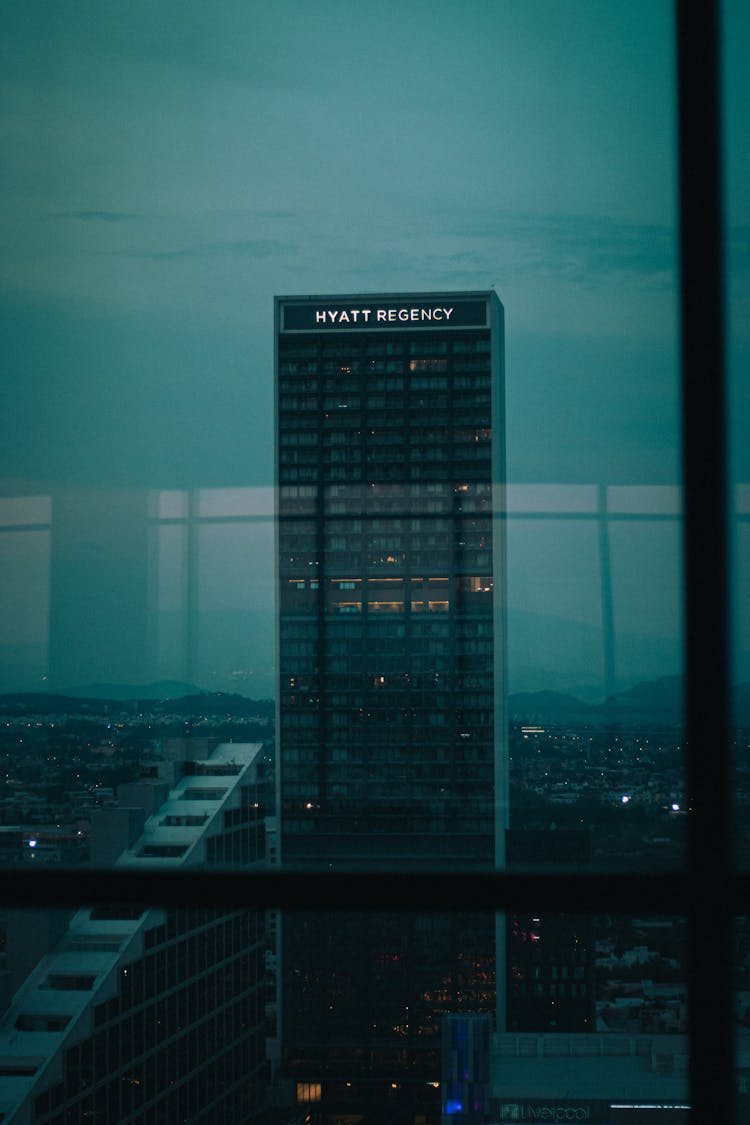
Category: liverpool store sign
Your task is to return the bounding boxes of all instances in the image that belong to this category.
[494,1103,606,1122]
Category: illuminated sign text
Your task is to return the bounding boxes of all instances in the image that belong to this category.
[315,306,453,325]
[280,298,487,332]
[498,1105,596,1122]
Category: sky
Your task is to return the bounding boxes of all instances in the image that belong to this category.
[0,1,747,699]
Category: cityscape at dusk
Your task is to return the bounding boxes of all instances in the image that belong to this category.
[0,0,749,1122]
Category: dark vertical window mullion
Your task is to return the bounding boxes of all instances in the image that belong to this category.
[677,0,732,1119]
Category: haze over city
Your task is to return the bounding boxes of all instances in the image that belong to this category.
[1,1,749,699]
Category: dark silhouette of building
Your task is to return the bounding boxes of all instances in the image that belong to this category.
[0,743,270,1124]
[505,830,595,1033]
[275,291,507,867]
[275,292,506,1122]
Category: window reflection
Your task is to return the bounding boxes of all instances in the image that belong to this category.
[0,497,52,691]
[0,484,692,707]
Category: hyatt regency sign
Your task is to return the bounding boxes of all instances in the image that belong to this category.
[280,298,488,332]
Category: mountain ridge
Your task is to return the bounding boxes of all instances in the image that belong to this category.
[2,674,748,725]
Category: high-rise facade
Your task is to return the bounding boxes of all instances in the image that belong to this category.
[275,291,507,869]
[0,743,270,1125]
[275,292,506,1123]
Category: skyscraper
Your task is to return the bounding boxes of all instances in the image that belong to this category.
[275,291,507,1122]
[275,291,507,869]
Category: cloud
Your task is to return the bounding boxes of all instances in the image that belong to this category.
[441,210,677,287]
[140,238,294,261]
[61,210,143,224]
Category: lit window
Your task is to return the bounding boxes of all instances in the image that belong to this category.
[296,1082,322,1103]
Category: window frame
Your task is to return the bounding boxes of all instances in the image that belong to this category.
[0,2,736,1121]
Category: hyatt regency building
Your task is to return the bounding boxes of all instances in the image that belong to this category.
[275,291,507,869]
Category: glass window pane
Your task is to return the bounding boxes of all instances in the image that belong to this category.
[0,1,700,1120]
[1,2,679,877]
[726,0,750,871]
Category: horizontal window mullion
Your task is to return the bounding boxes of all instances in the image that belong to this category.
[3,867,747,913]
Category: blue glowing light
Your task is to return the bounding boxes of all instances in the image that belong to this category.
[445,1100,464,1114]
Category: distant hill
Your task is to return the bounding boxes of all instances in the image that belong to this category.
[509,678,681,725]
[509,678,684,726]
[3,676,750,727]
[601,674,683,714]
[55,680,201,701]
[0,692,86,715]
[509,675,750,726]
[157,693,274,718]
[0,687,273,719]
[508,690,597,724]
